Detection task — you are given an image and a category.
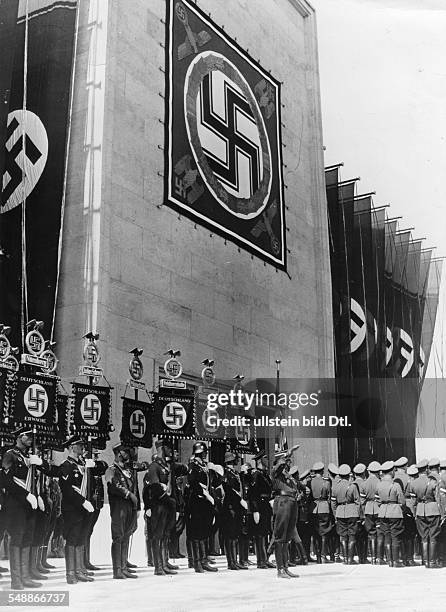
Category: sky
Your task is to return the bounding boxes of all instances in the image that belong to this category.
[312,0,446,455]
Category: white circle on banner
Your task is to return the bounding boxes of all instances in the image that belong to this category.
[80,393,102,425]
[202,407,218,434]
[162,402,186,430]
[24,383,48,417]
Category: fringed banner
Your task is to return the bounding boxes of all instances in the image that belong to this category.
[71,382,111,440]
[153,388,195,439]
[7,370,57,433]
[120,396,153,449]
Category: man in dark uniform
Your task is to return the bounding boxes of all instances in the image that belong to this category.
[353,463,367,563]
[375,460,405,567]
[105,444,139,579]
[288,466,308,565]
[184,441,217,573]
[413,458,441,568]
[83,448,105,572]
[59,436,100,584]
[169,450,188,559]
[142,440,179,576]
[248,449,274,569]
[364,461,381,564]
[328,463,341,562]
[405,464,419,565]
[297,469,313,562]
[310,461,333,563]
[270,451,299,579]
[333,464,360,564]
[221,452,246,570]
[2,427,45,590]
[438,459,446,566]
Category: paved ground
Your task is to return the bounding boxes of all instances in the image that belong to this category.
[1,513,446,612]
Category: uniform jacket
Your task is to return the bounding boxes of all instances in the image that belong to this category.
[376,475,405,518]
[223,467,243,512]
[59,456,88,511]
[271,459,298,498]
[142,457,171,507]
[363,473,380,515]
[106,462,135,506]
[412,472,440,517]
[333,479,360,519]
[310,474,331,514]
[1,446,57,505]
[394,468,409,494]
[439,471,446,518]
[330,476,341,515]
[249,468,272,513]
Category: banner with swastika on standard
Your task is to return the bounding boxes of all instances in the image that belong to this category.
[8,370,57,433]
[120,397,153,449]
[153,389,195,439]
[194,389,225,441]
[165,0,286,268]
[72,383,111,439]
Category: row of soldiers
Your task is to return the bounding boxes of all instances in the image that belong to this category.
[2,427,446,587]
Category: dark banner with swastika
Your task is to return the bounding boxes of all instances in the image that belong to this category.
[194,390,225,441]
[0,0,78,347]
[71,383,111,439]
[120,397,153,449]
[153,388,195,439]
[8,370,57,433]
[165,0,286,268]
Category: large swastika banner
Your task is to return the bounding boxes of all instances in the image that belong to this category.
[153,388,195,439]
[165,0,286,268]
[121,397,153,449]
[72,383,111,438]
[9,370,57,432]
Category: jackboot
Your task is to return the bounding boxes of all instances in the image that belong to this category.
[392,543,404,567]
[340,539,348,564]
[255,536,267,568]
[233,540,248,569]
[186,539,193,569]
[10,546,24,590]
[428,541,441,568]
[30,546,48,580]
[75,546,94,582]
[422,541,429,568]
[238,536,249,568]
[21,547,42,588]
[369,537,377,565]
[320,536,332,563]
[84,539,100,571]
[275,542,290,579]
[348,539,358,565]
[153,539,166,576]
[146,537,154,567]
[111,542,125,579]
[77,545,94,577]
[41,544,56,570]
[405,538,416,566]
[225,539,238,570]
[283,543,299,578]
[121,539,137,578]
[36,546,50,574]
[385,543,393,567]
[200,540,218,572]
[296,540,308,565]
[192,540,204,573]
[161,539,177,574]
[376,537,385,565]
[65,545,77,585]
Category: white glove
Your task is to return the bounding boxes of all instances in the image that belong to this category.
[37,496,45,512]
[269,499,274,508]
[26,493,37,510]
[253,511,260,524]
[82,500,94,513]
[145,509,152,518]
[161,483,167,491]
[176,512,180,521]
[240,499,248,510]
[85,459,95,469]
[29,455,42,466]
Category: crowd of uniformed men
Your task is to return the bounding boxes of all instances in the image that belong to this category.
[1,427,446,589]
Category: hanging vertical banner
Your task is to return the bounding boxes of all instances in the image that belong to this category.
[165,0,286,268]
[0,0,78,346]
[71,383,111,438]
[194,388,225,441]
[8,370,57,432]
[153,388,195,438]
[120,396,153,449]
[0,0,19,179]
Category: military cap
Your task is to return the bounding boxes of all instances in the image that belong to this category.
[312,461,324,472]
[253,449,266,461]
[338,464,351,477]
[407,464,418,476]
[381,460,394,472]
[64,435,85,448]
[353,463,366,475]
[428,457,440,468]
[300,469,310,480]
[224,451,236,464]
[289,466,299,477]
[327,462,339,475]
[440,459,446,469]
[368,461,381,473]
[192,441,207,454]
[416,458,428,470]
[394,457,408,468]
[13,426,34,437]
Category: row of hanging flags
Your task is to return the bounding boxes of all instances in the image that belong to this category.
[326,166,443,465]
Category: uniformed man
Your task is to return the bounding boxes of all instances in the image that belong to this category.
[83,448,106,572]
[184,442,217,573]
[169,450,188,560]
[221,452,246,570]
[412,458,441,568]
[248,450,274,569]
[105,444,139,579]
[2,427,46,590]
[333,464,360,564]
[364,461,381,564]
[310,462,333,563]
[58,436,99,584]
[297,469,313,562]
[375,460,405,567]
[288,466,308,565]
[208,462,224,557]
[438,459,446,566]
[142,440,179,576]
[328,463,341,562]
[270,452,299,579]
[353,463,367,563]
[405,463,419,566]
[394,456,415,566]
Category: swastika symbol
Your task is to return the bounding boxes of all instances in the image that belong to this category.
[130,409,146,438]
[202,407,218,434]
[162,402,187,430]
[24,384,48,417]
[80,394,102,425]
[26,331,44,355]
[0,335,10,359]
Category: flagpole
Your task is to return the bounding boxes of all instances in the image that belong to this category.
[275,359,283,450]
